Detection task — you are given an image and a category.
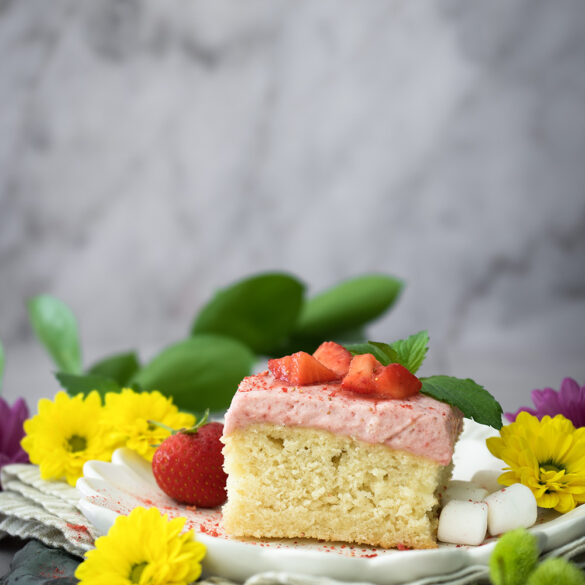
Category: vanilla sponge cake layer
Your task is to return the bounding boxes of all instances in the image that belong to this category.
[222,424,453,549]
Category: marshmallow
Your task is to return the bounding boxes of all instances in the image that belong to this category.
[438,500,488,546]
[442,480,489,506]
[485,483,538,536]
[472,469,505,494]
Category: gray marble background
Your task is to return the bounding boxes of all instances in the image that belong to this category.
[1,0,584,414]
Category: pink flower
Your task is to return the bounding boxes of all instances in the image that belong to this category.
[506,377,585,428]
[0,397,30,485]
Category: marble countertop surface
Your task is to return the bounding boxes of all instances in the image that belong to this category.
[0,0,584,414]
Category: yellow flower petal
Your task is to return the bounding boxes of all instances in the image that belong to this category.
[486,413,585,515]
[75,507,206,585]
[102,389,195,462]
[21,391,114,486]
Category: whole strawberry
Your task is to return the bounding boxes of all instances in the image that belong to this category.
[151,411,227,508]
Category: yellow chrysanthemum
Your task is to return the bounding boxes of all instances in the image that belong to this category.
[21,391,114,486]
[486,412,585,513]
[103,389,195,461]
[75,506,206,585]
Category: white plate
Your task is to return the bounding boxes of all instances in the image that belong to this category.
[76,421,585,584]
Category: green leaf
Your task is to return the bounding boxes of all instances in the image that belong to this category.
[0,338,4,392]
[489,528,539,585]
[420,375,503,429]
[0,539,80,585]
[27,295,82,374]
[293,274,404,340]
[130,334,255,412]
[345,341,396,365]
[191,272,305,355]
[345,331,428,373]
[55,372,121,397]
[388,330,429,374]
[87,351,140,385]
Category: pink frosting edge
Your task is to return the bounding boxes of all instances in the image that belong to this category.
[223,372,463,465]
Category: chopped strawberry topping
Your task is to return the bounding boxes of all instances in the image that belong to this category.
[268,351,339,385]
[373,363,422,398]
[267,343,421,399]
[340,353,378,394]
[313,341,353,377]
[341,354,421,398]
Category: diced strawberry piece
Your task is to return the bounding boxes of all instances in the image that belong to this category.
[373,363,421,398]
[268,351,339,385]
[313,341,353,377]
[340,353,379,394]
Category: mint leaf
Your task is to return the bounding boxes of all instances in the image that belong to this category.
[421,375,503,429]
[88,351,140,386]
[27,295,82,374]
[388,330,429,374]
[55,372,120,397]
[192,272,305,355]
[293,274,403,340]
[345,342,397,365]
[130,334,255,412]
[346,331,428,373]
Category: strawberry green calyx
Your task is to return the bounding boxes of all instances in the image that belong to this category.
[148,409,210,438]
[181,409,210,435]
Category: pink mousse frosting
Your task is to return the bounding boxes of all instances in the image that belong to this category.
[223,371,463,465]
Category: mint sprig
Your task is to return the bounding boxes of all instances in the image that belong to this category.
[347,331,503,429]
[346,330,429,374]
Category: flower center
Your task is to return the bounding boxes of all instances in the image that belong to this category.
[129,561,148,583]
[540,459,565,474]
[67,434,87,453]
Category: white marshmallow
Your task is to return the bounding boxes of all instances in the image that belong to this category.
[438,500,488,546]
[472,469,505,494]
[485,483,538,536]
[442,480,489,506]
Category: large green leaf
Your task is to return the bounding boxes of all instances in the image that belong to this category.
[293,274,404,341]
[55,372,121,397]
[87,351,140,385]
[130,334,255,412]
[191,272,305,355]
[0,539,80,585]
[27,295,82,374]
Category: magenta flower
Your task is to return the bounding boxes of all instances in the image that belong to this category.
[506,377,585,428]
[0,397,30,485]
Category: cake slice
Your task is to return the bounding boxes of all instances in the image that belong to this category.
[221,344,464,550]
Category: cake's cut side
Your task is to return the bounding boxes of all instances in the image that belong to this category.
[222,423,453,549]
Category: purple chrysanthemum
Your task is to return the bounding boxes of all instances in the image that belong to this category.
[506,377,585,428]
[0,397,30,485]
